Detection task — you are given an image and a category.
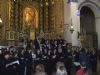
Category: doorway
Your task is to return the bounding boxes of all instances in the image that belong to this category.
[80,6,98,48]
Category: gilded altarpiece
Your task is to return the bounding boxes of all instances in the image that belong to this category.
[5,0,23,45]
[5,0,64,45]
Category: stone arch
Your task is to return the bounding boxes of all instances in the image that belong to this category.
[78,1,100,48]
[78,1,100,18]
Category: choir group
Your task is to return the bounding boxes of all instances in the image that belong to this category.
[0,37,98,75]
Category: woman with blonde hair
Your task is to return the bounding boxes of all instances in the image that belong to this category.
[34,64,47,75]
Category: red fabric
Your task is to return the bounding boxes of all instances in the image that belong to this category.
[75,68,84,75]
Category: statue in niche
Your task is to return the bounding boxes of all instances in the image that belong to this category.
[23,7,38,40]
[23,7,36,29]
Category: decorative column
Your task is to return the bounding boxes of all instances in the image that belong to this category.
[14,0,23,41]
[48,0,55,39]
[6,0,23,45]
[14,0,19,40]
[53,0,64,38]
[18,1,23,34]
[5,0,15,46]
[38,0,44,39]
[9,0,15,39]
[10,0,14,30]
[44,0,49,33]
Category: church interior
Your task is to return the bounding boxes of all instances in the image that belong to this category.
[0,0,100,75]
[0,0,100,48]
[0,0,64,46]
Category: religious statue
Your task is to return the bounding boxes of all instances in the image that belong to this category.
[23,7,36,28]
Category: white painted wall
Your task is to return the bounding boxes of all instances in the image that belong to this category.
[64,0,100,48]
[63,0,72,43]
[70,2,80,46]
[96,18,100,49]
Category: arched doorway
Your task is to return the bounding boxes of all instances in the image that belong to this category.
[80,6,98,48]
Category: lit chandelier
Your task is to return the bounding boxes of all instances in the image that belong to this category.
[70,19,74,33]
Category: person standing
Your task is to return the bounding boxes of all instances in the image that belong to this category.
[24,49,33,75]
[47,50,53,75]
[90,50,97,75]
[34,37,40,50]
[66,49,72,75]
[18,50,25,75]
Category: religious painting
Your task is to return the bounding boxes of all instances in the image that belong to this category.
[23,7,38,29]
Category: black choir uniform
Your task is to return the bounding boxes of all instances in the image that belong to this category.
[34,38,40,49]
[41,38,46,45]
[66,50,72,75]
[74,51,80,62]
[35,52,43,65]
[90,52,97,73]
[56,52,64,62]
[4,56,19,75]
[18,52,25,75]
[47,51,53,75]
[4,57,11,75]
[11,56,19,75]
[24,50,33,75]
[73,50,80,72]
[42,51,48,73]
[0,53,4,75]
[52,50,57,72]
